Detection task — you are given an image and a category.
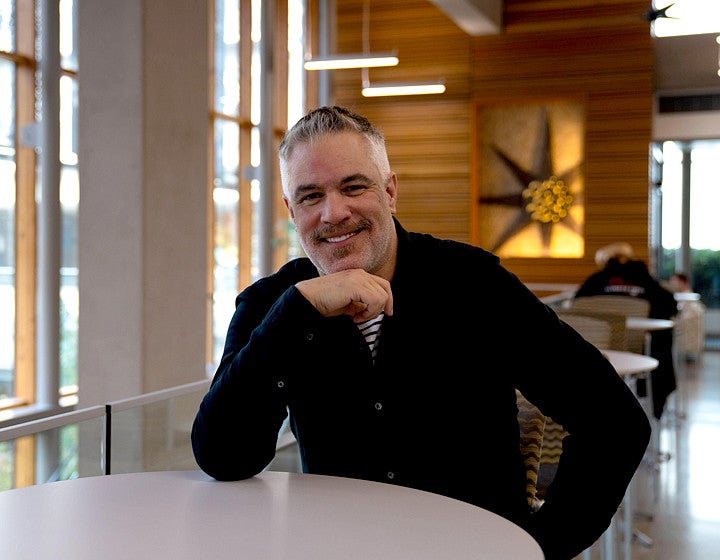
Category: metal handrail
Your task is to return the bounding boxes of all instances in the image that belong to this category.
[0,405,105,442]
[105,379,211,413]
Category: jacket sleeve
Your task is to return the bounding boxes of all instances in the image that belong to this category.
[191,284,319,480]
[514,302,651,559]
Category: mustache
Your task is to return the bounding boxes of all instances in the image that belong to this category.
[313,219,371,242]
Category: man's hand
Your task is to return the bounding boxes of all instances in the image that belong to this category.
[296,269,393,323]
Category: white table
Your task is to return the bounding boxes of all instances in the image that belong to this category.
[599,349,658,560]
[625,317,674,333]
[0,470,544,560]
[673,291,700,302]
[624,316,677,447]
[602,349,659,376]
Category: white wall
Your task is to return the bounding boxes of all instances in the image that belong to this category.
[77,1,209,407]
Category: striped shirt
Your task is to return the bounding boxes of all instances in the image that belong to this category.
[357,312,385,361]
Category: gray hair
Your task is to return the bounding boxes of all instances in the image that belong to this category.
[278,106,387,164]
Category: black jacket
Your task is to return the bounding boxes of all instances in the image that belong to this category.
[192,220,650,560]
[575,258,677,320]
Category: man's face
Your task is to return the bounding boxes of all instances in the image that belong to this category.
[282,131,398,279]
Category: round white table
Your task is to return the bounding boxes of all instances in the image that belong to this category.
[598,348,658,560]
[625,317,674,332]
[0,470,544,560]
[673,292,700,302]
[601,349,659,376]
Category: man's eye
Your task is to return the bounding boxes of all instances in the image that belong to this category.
[299,192,322,203]
[344,184,367,194]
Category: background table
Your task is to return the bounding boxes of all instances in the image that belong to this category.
[673,292,700,302]
[625,317,674,333]
[0,470,544,560]
[602,349,659,376]
[599,348,659,560]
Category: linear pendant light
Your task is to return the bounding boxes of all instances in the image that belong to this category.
[304,52,399,71]
[362,81,446,97]
[357,0,444,97]
[307,0,445,97]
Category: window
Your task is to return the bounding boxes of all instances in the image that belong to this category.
[0,0,77,413]
[0,0,78,488]
[209,0,304,369]
[0,0,37,410]
[656,140,720,309]
[59,0,78,395]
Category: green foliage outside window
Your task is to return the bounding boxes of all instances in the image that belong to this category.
[0,441,12,491]
[60,298,78,388]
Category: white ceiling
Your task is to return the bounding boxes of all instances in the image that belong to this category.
[654,33,720,95]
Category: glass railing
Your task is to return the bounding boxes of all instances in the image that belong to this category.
[0,406,106,491]
[105,380,211,475]
[0,378,300,491]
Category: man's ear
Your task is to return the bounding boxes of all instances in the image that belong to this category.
[386,173,398,213]
[283,196,294,219]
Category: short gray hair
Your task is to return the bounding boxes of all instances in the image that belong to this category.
[278,106,387,162]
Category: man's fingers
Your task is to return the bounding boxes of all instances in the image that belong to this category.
[296,269,393,320]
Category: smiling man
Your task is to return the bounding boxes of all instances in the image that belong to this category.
[192,106,650,560]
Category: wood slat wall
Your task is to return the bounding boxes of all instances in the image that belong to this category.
[311,0,654,286]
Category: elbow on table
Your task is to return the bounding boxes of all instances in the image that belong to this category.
[192,442,270,482]
[191,422,272,482]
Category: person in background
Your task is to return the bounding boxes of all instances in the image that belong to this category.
[669,271,693,294]
[575,242,678,418]
[192,106,650,560]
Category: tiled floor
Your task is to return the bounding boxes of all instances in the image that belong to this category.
[584,348,720,560]
[268,349,720,560]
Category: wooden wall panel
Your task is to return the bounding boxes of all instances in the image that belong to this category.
[310,0,654,287]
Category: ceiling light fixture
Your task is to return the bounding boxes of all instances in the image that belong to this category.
[304,52,399,71]
[361,81,447,97]
[356,0,444,97]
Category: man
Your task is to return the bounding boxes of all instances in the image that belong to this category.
[192,106,650,560]
[575,242,678,418]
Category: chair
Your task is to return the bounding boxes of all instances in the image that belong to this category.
[539,311,630,475]
[673,297,706,360]
[571,295,650,354]
[557,310,625,351]
[515,389,546,511]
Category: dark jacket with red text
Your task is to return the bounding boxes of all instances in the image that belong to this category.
[192,219,650,560]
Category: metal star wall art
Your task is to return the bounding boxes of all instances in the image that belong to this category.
[478,106,584,256]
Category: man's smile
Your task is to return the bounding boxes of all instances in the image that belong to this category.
[325,231,358,243]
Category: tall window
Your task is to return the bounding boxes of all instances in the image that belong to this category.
[0,0,78,490]
[59,0,78,396]
[657,140,720,308]
[210,0,304,369]
[0,0,19,407]
[0,0,77,412]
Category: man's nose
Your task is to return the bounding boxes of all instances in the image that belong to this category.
[321,191,352,223]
